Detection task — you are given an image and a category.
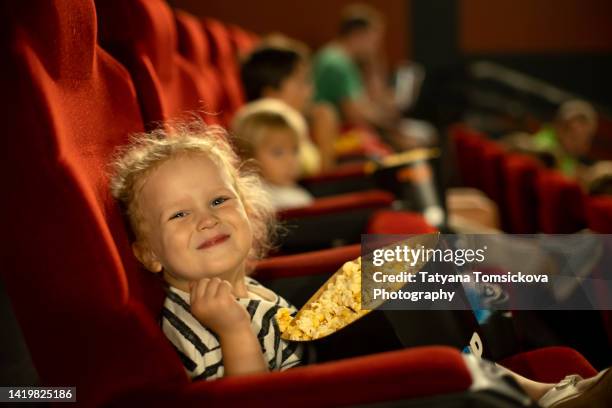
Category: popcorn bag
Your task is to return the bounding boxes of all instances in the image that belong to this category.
[277,233,440,341]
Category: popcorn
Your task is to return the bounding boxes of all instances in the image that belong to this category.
[277,233,440,341]
[277,257,367,341]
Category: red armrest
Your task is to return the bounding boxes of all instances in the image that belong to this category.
[367,210,437,234]
[278,190,394,219]
[254,244,361,280]
[500,346,597,383]
[107,346,472,407]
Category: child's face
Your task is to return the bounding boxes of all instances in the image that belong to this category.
[267,62,313,113]
[560,117,596,157]
[255,129,300,186]
[133,154,253,290]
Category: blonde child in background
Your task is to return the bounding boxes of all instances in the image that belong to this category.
[232,98,315,210]
[110,121,303,380]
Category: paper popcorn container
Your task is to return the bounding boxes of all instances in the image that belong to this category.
[278,232,440,341]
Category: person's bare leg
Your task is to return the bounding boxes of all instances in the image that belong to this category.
[497,364,556,401]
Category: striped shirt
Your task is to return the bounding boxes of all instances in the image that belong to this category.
[161,276,304,380]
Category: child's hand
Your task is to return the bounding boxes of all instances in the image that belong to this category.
[189,278,251,336]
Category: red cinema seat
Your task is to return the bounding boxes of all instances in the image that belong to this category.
[500,346,597,383]
[367,210,437,234]
[450,124,487,189]
[503,154,542,233]
[201,17,245,116]
[228,24,260,57]
[174,9,228,126]
[479,141,510,229]
[586,195,612,233]
[0,1,187,404]
[96,0,221,127]
[276,190,396,253]
[536,169,586,233]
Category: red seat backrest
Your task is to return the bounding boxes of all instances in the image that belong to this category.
[586,195,612,233]
[450,124,487,189]
[174,10,228,126]
[96,0,221,127]
[0,1,187,404]
[536,169,586,233]
[480,141,510,229]
[202,17,245,116]
[228,24,260,57]
[502,154,542,233]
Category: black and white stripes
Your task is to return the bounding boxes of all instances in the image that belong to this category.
[161,277,304,380]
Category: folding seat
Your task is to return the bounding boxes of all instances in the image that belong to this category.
[96,0,222,127]
[536,169,586,233]
[502,154,542,233]
[201,17,246,116]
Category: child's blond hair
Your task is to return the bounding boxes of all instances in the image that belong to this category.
[231,98,308,160]
[109,120,276,267]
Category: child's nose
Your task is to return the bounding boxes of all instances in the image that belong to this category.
[196,211,219,230]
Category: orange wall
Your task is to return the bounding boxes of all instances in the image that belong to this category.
[460,0,612,54]
[168,0,410,66]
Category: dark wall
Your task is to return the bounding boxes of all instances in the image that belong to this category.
[413,0,612,109]
[167,0,411,67]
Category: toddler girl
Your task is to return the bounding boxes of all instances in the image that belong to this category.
[110,121,304,380]
[232,99,315,210]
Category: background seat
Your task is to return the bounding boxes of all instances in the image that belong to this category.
[96,0,221,127]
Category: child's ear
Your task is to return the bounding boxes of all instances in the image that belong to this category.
[132,241,162,273]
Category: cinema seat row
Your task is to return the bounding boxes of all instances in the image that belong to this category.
[450,124,612,234]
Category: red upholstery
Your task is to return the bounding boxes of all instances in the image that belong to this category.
[0,1,188,405]
[278,190,394,219]
[500,347,597,383]
[480,141,509,228]
[228,24,260,56]
[174,10,227,126]
[96,0,220,126]
[255,245,361,280]
[367,210,437,234]
[106,346,472,407]
[586,195,612,233]
[502,154,542,233]
[450,124,487,189]
[201,17,245,116]
[536,169,586,233]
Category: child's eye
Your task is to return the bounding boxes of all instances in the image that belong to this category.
[169,211,189,220]
[211,196,230,207]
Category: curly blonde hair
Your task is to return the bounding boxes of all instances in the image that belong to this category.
[109,120,277,267]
